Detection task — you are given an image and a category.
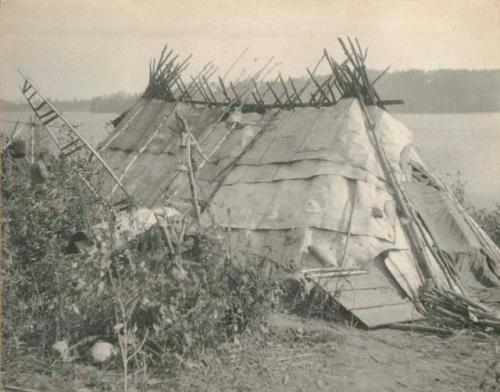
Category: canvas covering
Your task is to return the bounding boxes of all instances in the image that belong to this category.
[98,96,500,326]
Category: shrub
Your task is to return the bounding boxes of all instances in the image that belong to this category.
[2,155,98,358]
[2,153,278,375]
[70,226,278,373]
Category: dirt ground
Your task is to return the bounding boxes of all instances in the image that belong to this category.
[3,313,500,392]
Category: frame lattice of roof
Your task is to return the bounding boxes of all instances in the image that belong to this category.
[142,37,402,113]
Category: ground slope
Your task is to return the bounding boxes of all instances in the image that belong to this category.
[4,313,500,392]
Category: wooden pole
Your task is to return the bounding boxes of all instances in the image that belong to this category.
[177,77,192,100]
[218,77,232,104]
[205,66,219,82]
[351,79,438,288]
[30,115,35,164]
[251,91,260,105]
[306,68,330,104]
[251,78,264,104]
[190,76,210,102]
[288,77,303,105]
[202,76,218,103]
[229,82,241,102]
[323,50,349,95]
[222,47,249,81]
[260,74,281,102]
[266,82,282,106]
[310,74,335,103]
[186,62,213,96]
[372,66,391,85]
[178,114,201,225]
[278,74,294,108]
[296,53,326,98]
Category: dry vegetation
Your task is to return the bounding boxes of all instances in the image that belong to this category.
[2,154,500,391]
[2,154,282,390]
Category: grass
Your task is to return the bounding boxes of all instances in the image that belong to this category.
[2,153,281,389]
[3,154,500,390]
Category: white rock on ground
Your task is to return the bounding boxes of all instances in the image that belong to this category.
[51,340,70,362]
[87,341,116,364]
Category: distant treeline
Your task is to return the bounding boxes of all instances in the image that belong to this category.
[1,97,93,112]
[1,69,499,113]
[88,92,140,113]
[374,69,500,113]
[1,92,139,114]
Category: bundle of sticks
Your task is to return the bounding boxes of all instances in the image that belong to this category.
[143,45,193,101]
[421,287,500,333]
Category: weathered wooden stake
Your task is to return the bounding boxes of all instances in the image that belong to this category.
[176,112,201,225]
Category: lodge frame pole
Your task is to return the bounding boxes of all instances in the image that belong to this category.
[190,76,210,103]
[202,76,218,103]
[306,68,330,104]
[266,82,282,106]
[288,77,303,105]
[251,78,264,104]
[278,74,294,108]
[218,77,232,104]
[229,82,241,102]
[185,62,213,96]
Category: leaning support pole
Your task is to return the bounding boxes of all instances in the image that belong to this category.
[355,82,429,278]
[176,112,201,224]
[353,77,462,294]
[186,132,201,224]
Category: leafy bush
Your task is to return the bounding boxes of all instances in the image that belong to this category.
[2,154,278,374]
[2,155,99,358]
[69,227,278,372]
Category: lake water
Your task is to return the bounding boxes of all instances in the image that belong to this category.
[395,112,500,209]
[2,110,499,210]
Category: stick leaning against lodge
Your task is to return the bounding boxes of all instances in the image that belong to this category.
[176,112,201,224]
[336,39,461,296]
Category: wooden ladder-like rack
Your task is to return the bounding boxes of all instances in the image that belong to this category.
[18,70,135,207]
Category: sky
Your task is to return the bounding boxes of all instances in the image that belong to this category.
[1,0,499,101]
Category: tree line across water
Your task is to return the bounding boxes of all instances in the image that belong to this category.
[2,69,499,114]
[0,92,139,114]
[374,69,500,113]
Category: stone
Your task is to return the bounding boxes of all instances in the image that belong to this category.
[51,340,71,362]
[87,341,116,364]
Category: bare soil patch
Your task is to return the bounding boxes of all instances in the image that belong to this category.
[4,313,500,392]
